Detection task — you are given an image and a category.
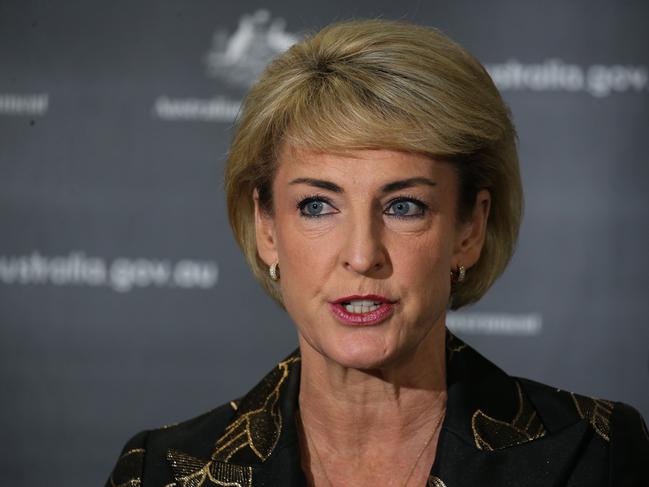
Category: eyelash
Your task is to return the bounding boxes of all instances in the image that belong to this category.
[295,194,333,219]
[296,193,429,220]
[387,195,429,219]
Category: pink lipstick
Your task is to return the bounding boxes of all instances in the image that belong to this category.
[329,294,397,326]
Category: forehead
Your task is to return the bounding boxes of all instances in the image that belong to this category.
[276,144,447,181]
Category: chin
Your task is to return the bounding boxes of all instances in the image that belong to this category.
[323,334,401,371]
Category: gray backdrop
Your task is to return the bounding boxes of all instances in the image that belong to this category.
[1,1,647,485]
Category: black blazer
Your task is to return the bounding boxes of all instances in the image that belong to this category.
[106,331,648,486]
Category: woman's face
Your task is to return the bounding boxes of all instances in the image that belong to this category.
[254,145,489,370]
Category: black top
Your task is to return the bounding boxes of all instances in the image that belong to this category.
[106,331,649,486]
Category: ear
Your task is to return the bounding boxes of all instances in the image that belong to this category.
[253,188,279,267]
[452,189,491,269]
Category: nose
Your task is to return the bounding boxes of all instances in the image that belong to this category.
[341,212,388,276]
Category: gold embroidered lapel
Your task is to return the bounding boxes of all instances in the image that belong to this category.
[471,381,546,450]
[166,355,300,487]
[570,392,613,442]
[212,356,299,462]
[166,450,253,487]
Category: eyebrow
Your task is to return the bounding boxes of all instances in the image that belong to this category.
[288,177,437,194]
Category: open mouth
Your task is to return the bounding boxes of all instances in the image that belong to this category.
[339,299,383,314]
[330,296,396,325]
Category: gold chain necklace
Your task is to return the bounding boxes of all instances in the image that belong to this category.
[297,410,444,487]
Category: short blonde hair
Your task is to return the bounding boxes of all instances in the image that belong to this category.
[225,19,522,310]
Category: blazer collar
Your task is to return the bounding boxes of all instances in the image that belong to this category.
[166,330,589,486]
[431,333,598,486]
[441,332,546,451]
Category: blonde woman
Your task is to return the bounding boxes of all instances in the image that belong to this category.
[107,19,647,487]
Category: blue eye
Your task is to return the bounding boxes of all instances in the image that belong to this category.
[304,200,325,216]
[298,196,337,218]
[385,198,427,218]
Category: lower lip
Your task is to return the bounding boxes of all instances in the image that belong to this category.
[329,302,395,326]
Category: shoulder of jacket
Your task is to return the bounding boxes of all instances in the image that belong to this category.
[607,401,649,485]
[105,430,148,487]
[518,377,648,449]
[609,400,649,452]
[105,401,239,487]
[150,400,238,438]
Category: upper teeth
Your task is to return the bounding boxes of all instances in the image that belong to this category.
[343,300,382,313]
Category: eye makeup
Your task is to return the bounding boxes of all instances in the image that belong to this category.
[384,194,429,220]
[296,193,338,218]
[295,193,429,220]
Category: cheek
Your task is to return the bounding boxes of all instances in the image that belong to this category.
[390,230,454,302]
[274,216,336,297]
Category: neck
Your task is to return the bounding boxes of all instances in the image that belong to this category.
[297,323,447,452]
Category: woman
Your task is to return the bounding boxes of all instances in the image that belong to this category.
[106,19,647,486]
